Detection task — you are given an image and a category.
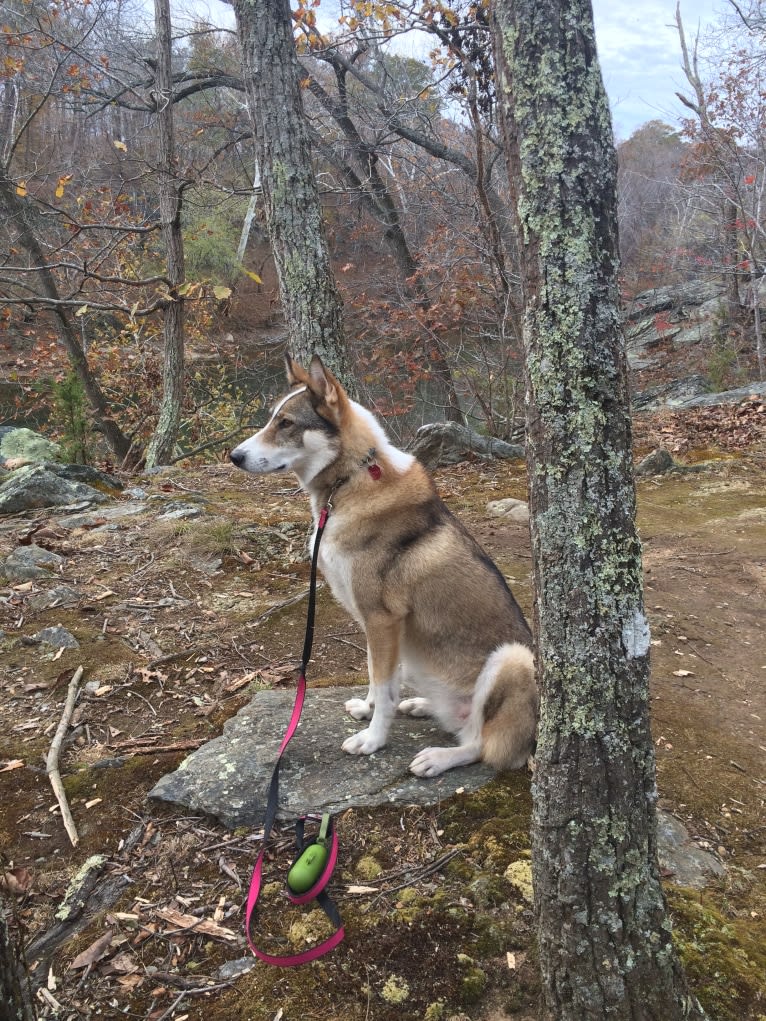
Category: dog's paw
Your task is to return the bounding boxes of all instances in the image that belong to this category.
[410,744,481,777]
[344,697,373,721]
[398,697,431,718]
[409,747,453,777]
[342,728,384,756]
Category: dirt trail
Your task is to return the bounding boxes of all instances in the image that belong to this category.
[0,453,765,1020]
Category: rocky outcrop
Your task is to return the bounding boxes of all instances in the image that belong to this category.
[409,422,524,469]
[632,375,711,411]
[0,426,61,468]
[0,463,120,515]
[624,281,721,371]
[1,544,66,581]
[634,378,766,413]
[670,380,766,409]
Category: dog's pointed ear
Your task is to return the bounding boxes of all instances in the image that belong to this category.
[285,352,309,387]
[308,355,346,421]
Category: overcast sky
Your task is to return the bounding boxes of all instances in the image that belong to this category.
[196,0,728,140]
[593,0,727,139]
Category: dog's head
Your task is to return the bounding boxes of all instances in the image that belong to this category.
[229,354,347,480]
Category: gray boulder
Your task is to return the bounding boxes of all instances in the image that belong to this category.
[0,463,112,515]
[29,626,79,649]
[632,375,710,412]
[0,427,61,468]
[2,544,65,581]
[486,497,529,522]
[635,449,677,477]
[150,686,496,829]
[656,811,725,888]
[26,585,80,611]
[625,281,721,321]
[51,463,123,495]
[672,380,766,409]
[624,282,722,371]
[409,422,524,469]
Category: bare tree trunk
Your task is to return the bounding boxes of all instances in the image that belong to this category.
[231,0,355,392]
[305,72,463,421]
[750,257,765,379]
[0,172,135,465]
[675,4,741,326]
[145,0,185,468]
[0,899,36,1021]
[491,1,708,1018]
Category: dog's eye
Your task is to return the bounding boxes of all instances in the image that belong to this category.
[277,417,292,430]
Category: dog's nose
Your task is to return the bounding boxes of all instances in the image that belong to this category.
[230,449,245,467]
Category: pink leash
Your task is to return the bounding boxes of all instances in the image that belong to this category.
[244,507,346,966]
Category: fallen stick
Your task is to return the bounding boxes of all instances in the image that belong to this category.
[46,666,84,847]
[111,738,206,755]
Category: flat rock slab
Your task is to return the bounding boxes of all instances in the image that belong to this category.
[149,686,495,829]
[657,811,725,888]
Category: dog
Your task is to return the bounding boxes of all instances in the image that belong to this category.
[230,354,537,777]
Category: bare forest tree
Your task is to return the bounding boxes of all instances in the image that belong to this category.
[144,0,186,467]
[0,0,238,464]
[675,1,766,377]
[490,0,709,1017]
[230,0,355,392]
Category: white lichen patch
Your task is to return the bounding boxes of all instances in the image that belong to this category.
[622,609,651,660]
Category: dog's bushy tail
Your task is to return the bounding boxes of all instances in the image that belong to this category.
[477,643,538,771]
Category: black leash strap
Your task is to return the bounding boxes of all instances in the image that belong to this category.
[244,506,345,966]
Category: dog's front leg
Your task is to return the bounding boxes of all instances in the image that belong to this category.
[344,644,379,720]
[342,615,400,757]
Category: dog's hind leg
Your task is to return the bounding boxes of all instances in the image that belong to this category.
[408,686,482,777]
[398,697,431,717]
[342,614,401,756]
[409,644,537,778]
[345,686,374,721]
[409,739,482,777]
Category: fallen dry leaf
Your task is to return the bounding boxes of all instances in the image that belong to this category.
[108,952,139,975]
[23,682,49,693]
[1,867,33,895]
[155,906,237,942]
[115,973,143,990]
[70,929,116,970]
[0,759,25,772]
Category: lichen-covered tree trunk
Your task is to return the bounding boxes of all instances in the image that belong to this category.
[231,0,355,392]
[490,2,708,1019]
[144,0,185,468]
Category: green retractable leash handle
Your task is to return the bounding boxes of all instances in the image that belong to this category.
[287,814,331,895]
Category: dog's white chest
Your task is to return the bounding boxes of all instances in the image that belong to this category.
[315,528,360,621]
